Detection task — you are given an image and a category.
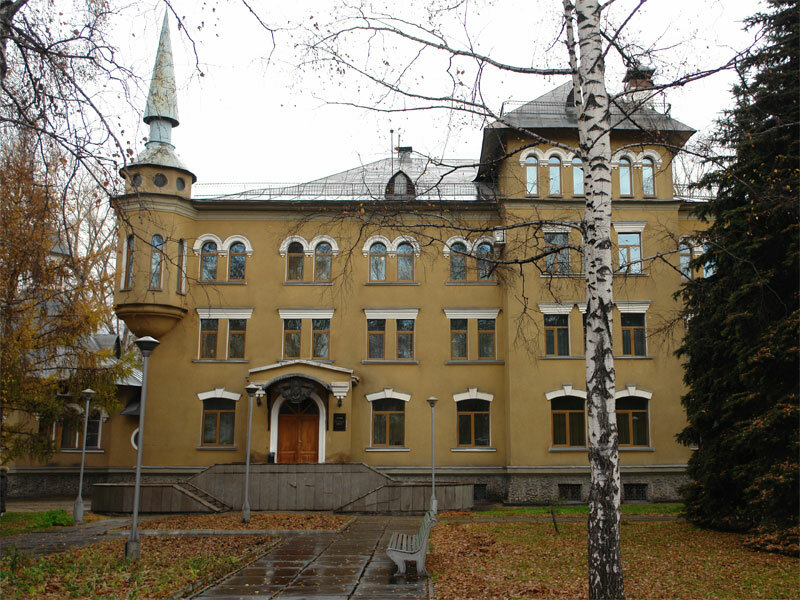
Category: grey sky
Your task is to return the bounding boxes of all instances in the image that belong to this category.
[112,1,761,185]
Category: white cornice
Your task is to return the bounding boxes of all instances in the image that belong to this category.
[278,308,335,319]
[196,307,253,319]
[363,308,419,320]
[197,388,241,402]
[443,308,501,319]
[452,387,494,403]
[366,387,411,402]
[538,302,574,315]
[612,221,647,233]
[545,385,587,401]
[615,301,651,313]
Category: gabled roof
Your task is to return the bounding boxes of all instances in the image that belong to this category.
[192,152,497,203]
[494,81,695,133]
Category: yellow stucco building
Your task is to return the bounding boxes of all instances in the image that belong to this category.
[12,16,703,505]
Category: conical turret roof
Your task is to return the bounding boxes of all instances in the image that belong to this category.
[144,12,179,127]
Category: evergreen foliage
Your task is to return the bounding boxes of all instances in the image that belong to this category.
[677,0,799,542]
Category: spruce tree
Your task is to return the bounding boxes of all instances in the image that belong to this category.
[677,0,798,551]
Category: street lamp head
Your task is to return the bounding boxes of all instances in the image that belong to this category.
[245,383,260,399]
[81,388,97,399]
[427,396,438,408]
[134,336,160,356]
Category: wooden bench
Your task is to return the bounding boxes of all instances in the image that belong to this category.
[386,509,437,576]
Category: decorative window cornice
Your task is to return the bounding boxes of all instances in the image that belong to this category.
[309,234,340,256]
[538,302,574,315]
[197,388,241,402]
[363,308,419,320]
[613,221,646,234]
[197,307,253,319]
[222,235,253,255]
[366,387,411,402]
[193,233,224,255]
[453,388,494,403]
[615,385,653,400]
[545,385,587,401]
[443,308,500,319]
[362,234,393,256]
[278,308,334,319]
[615,301,651,314]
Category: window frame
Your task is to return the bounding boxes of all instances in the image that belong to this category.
[679,242,693,279]
[314,242,333,282]
[617,397,649,447]
[618,157,632,196]
[551,397,586,447]
[476,242,494,281]
[396,242,415,281]
[201,398,236,447]
[200,241,218,281]
[477,318,496,359]
[149,234,163,290]
[396,318,415,360]
[286,241,305,281]
[548,156,562,196]
[618,232,642,274]
[450,318,468,360]
[449,241,468,281]
[312,318,330,359]
[456,399,491,447]
[620,312,647,356]
[199,318,219,359]
[368,242,387,281]
[227,318,246,360]
[228,241,247,281]
[123,234,135,289]
[283,318,302,359]
[544,313,570,356]
[641,157,655,196]
[544,231,570,274]
[572,157,584,196]
[176,238,186,293]
[525,155,538,195]
[367,318,386,359]
[370,398,406,447]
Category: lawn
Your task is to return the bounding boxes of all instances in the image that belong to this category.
[467,502,684,518]
[134,511,350,531]
[428,521,800,600]
[1,510,105,537]
[0,535,274,600]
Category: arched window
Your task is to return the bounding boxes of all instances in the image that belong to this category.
[149,234,163,289]
[286,241,304,281]
[525,156,538,195]
[385,171,415,200]
[548,157,562,195]
[572,157,584,196]
[200,241,218,281]
[450,241,467,281]
[617,397,649,446]
[642,157,655,196]
[314,242,332,281]
[551,397,585,447]
[369,242,387,281]
[202,398,236,446]
[457,399,490,447]
[679,243,692,279]
[619,158,632,196]
[397,242,414,281]
[123,234,135,289]
[371,398,405,447]
[476,242,494,280]
[176,239,186,293]
[228,241,246,281]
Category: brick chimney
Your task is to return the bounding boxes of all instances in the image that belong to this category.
[622,65,655,108]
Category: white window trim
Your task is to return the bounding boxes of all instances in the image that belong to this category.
[443,308,500,319]
[538,302,574,315]
[120,231,133,291]
[443,236,472,256]
[453,388,494,403]
[279,235,310,257]
[613,222,646,234]
[542,224,571,234]
[197,307,254,319]
[391,235,421,256]
[309,234,340,256]
[131,428,139,450]
[366,387,412,402]
[361,235,393,257]
[178,239,187,293]
[197,388,241,402]
[615,385,653,400]
[363,308,419,320]
[545,385,588,401]
[635,150,663,168]
[279,308,335,320]
[611,150,637,167]
[193,233,225,256]
[221,235,254,255]
[472,237,495,254]
[615,301,651,313]
[518,147,544,165]
[544,148,570,161]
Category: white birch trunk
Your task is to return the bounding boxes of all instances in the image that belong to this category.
[574,0,625,598]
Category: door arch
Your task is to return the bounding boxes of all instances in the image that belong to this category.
[269,391,326,463]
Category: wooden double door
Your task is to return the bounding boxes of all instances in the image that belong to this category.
[277,398,319,463]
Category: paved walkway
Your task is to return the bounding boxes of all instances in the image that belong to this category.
[194,515,429,600]
[0,517,134,558]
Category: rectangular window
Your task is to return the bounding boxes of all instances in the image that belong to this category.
[551,397,586,447]
[200,319,218,359]
[228,319,246,359]
[621,313,646,356]
[367,319,385,359]
[545,232,570,274]
[618,232,642,273]
[85,415,101,448]
[623,483,648,501]
[617,398,649,446]
[477,319,496,359]
[312,318,330,359]
[283,319,301,359]
[450,319,468,359]
[371,398,405,446]
[544,314,569,356]
[558,484,582,502]
[59,422,78,449]
[176,239,186,293]
[202,399,235,446]
[457,399,490,446]
[396,319,414,359]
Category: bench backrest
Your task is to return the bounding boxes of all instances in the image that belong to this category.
[415,510,437,549]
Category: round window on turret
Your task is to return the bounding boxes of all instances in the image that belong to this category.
[176,177,186,191]
[132,173,142,187]
[153,173,167,187]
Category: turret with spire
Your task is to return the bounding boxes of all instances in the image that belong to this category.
[122,12,196,194]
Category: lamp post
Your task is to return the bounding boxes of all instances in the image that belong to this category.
[242,383,259,523]
[427,396,438,513]
[73,388,96,524]
[125,336,159,561]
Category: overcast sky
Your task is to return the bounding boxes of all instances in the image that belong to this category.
[110,0,762,185]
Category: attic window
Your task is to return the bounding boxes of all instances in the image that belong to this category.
[385,171,415,200]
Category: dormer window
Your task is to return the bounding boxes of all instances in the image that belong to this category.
[385,171,415,200]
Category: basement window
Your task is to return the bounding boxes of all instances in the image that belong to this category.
[623,483,648,502]
[558,483,582,502]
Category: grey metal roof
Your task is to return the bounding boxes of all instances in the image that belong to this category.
[192,153,497,203]
[495,81,695,133]
[144,13,179,127]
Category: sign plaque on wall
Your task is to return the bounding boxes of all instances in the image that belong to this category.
[333,413,347,431]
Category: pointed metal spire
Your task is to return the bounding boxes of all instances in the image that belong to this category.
[144,12,179,128]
